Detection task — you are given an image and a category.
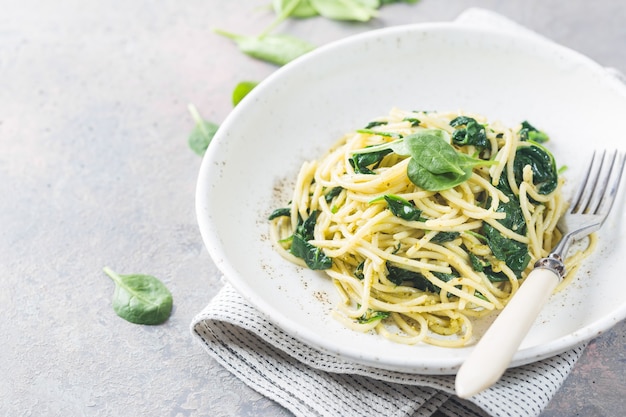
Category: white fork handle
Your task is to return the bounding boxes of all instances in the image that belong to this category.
[455,268,560,398]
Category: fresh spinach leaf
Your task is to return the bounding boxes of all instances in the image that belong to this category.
[232,81,258,106]
[103,267,173,325]
[273,0,319,18]
[354,260,365,280]
[309,0,378,22]
[351,129,494,191]
[383,194,422,221]
[450,116,488,149]
[214,29,315,66]
[187,104,219,156]
[513,144,558,195]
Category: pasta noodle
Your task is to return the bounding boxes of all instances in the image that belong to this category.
[269,108,594,347]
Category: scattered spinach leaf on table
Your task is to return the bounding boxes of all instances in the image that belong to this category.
[103,267,173,325]
[232,81,259,106]
[213,29,315,66]
[187,104,219,156]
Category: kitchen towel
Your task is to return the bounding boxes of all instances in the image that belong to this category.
[191,8,593,417]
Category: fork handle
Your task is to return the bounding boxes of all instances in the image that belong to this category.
[455,267,561,399]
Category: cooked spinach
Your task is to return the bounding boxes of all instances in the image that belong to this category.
[349,148,393,174]
[513,143,558,195]
[386,263,456,294]
[449,116,489,149]
[324,186,344,202]
[187,104,219,156]
[364,120,388,129]
[402,117,421,127]
[290,210,332,270]
[519,120,549,143]
[103,267,173,325]
[483,188,530,276]
[268,207,291,220]
[383,195,423,221]
[468,253,511,282]
[357,309,390,324]
[354,260,365,280]
[430,231,460,244]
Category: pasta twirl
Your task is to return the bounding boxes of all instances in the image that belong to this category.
[269,108,594,347]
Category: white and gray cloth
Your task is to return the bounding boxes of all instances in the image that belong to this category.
[191,9,593,417]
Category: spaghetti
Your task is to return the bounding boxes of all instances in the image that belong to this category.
[269,108,595,347]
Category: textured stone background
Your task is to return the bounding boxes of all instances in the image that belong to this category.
[1,1,624,416]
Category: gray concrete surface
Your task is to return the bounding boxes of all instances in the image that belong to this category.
[1,1,624,416]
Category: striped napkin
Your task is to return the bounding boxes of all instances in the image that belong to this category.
[191,9,590,417]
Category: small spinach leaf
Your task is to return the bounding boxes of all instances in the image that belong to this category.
[513,144,558,195]
[349,148,393,174]
[386,263,456,294]
[232,81,258,106]
[268,207,291,220]
[273,0,319,18]
[187,104,219,156]
[383,194,422,221]
[519,120,549,143]
[214,29,315,66]
[357,309,390,324]
[290,211,332,270]
[309,0,377,22]
[430,231,460,244]
[103,267,173,325]
[450,116,488,149]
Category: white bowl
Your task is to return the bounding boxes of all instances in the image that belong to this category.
[196,23,626,374]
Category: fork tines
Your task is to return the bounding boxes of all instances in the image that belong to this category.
[570,150,626,216]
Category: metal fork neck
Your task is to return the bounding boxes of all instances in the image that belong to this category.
[534,253,566,279]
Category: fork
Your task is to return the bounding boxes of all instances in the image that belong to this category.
[455,150,626,399]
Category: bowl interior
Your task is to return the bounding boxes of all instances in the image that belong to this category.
[196,24,626,374]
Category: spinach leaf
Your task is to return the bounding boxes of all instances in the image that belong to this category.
[430,231,460,244]
[386,263,456,293]
[513,144,558,195]
[290,211,332,270]
[349,148,393,174]
[402,117,421,126]
[450,116,488,149]
[357,309,390,324]
[469,252,489,272]
[273,0,319,18]
[232,81,258,106]
[214,29,315,66]
[309,0,378,22]
[268,207,291,220]
[519,120,549,143]
[383,194,422,221]
[187,104,218,156]
[364,120,388,129]
[324,186,343,202]
[354,260,365,280]
[103,267,173,325]
[351,129,495,191]
[483,189,530,276]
